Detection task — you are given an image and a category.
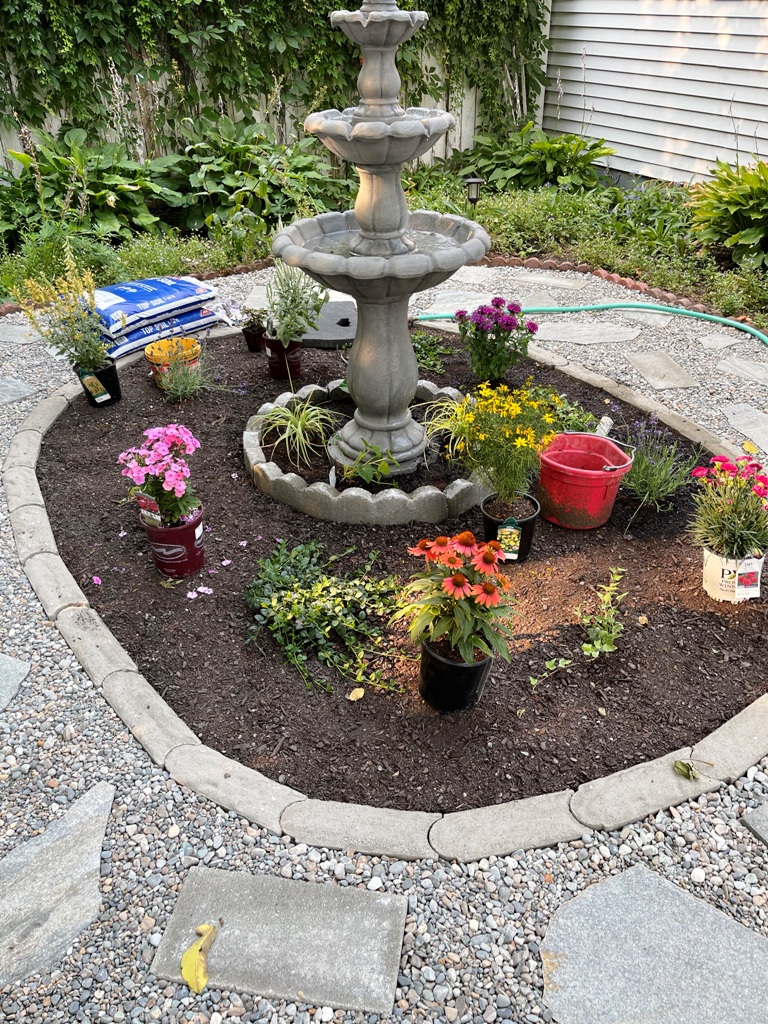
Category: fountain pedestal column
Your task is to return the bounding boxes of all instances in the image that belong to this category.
[328,297,425,472]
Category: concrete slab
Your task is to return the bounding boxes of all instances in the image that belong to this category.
[0,377,38,406]
[536,322,640,346]
[700,331,744,351]
[280,800,439,860]
[0,653,30,711]
[164,743,305,834]
[302,300,357,349]
[722,403,768,453]
[623,309,674,327]
[0,323,42,347]
[691,694,768,783]
[717,355,768,388]
[541,864,768,1024]
[102,670,201,766]
[741,803,768,846]
[152,867,406,1015]
[625,350,698,389]
[0,782,114,986]
[569,748,721,832]
[513,271,589,291]
[429,790,584,862]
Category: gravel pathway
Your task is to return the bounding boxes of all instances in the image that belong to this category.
[2,266,768,1023]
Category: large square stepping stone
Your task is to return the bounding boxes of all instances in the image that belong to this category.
[536,322,640,346]
[302,300,357,349]
[625,350,698,389]
[722,403,768,454]
[0,324,42,347]
[0,783,114,986]
[0,653,30,711]
[513,271,589,291]
[742,802,768,846]
[153,867,406,1015]
[717,355,768,388]
[0,377,37,406]
[542,864,768,1024]
[623,309,673,327]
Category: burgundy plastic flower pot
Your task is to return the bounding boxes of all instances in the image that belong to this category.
[141,505,205,578]
[419,641,493,712]
[265,338,302,380]
[537,433,634,529]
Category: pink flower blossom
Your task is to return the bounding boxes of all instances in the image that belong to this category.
[186,591,198,599]
[221,559,232,566]
[92,576,101,586]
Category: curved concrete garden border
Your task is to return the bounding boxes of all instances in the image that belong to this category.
[5,335,767,864]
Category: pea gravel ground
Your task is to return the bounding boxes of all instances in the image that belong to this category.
[2,265,768,1024]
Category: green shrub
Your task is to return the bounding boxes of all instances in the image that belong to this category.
[689,159,768,268]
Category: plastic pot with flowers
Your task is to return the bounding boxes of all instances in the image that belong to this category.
[688,455,768,603]
[391,532,515,712]
[117,424,205,578]
[425,381,562,562]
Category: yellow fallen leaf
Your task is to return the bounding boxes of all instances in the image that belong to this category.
[180,923,217,994]
[673,759,700,780]
[743,441,759,454]
[347,687,365,702]
[637,614,649,625]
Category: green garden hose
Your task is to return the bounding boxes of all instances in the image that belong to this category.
[414,301,768,348]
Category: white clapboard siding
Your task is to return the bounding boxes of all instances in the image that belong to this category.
[542,0,768,181]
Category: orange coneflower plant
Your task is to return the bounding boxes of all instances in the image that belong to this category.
[391,532,516,665]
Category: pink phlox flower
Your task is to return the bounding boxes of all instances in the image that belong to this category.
[92,576,101,585]
[119,529,127,538]
[221,559,232,566]
[186,591,198,599]
[197,586,213,595]
[239,540,248,546]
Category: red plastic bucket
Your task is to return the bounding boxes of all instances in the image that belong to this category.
[537,433,634,529]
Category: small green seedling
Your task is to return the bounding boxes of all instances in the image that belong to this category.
[575,567,627,659]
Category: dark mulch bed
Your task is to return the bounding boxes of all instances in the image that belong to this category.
[38,329,768,813]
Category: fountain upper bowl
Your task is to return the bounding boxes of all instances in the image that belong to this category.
[330,8,428,48]
[272,209,491,303]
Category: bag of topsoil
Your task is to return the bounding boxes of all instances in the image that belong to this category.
[105,306,220,360]
[94,276,218,339]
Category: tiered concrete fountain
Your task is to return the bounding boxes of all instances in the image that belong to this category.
[248,0,491,524]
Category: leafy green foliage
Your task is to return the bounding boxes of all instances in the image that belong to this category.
[529,657,572,690]
[410,329,452,374]
[340,440,400,487]
[689,159,768,268]
[458,123,615,191]
[575,568,627,659]
[244,541,401,690]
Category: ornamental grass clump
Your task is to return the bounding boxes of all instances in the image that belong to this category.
[391,531,516,665]
[118,424,201,526]
[454,296,538,381]
[688,456,768,560]
[426,380,561,500]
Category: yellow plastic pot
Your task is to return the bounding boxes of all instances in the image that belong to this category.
[144,336,201,389]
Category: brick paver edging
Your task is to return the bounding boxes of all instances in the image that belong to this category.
[4,331,766,863]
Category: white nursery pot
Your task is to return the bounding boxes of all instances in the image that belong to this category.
[702,549,764,603]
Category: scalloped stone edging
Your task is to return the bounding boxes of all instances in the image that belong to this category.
[4,297,767,863]
[243,379,490,524]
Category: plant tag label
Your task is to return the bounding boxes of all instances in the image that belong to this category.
[497,517,521,561]
[194,523,203,539]
[78,370,110,403]
[136,491,162,526]
[734,557,763,599]
[264,346,273,358]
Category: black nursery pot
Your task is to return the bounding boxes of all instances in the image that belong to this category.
[419,641,493,713]
[76,360,121,408]
[480,492,540,564]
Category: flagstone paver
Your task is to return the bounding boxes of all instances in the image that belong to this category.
[625,350,699,389]
[0,377,37,405]
[513,271,589,291]
[0,783,114,986]
[152,867,407,1015]
[717,355,768,387]
[741,801,768,846]
[700,330,744,351]
[722,403,768,452]
[0,323,42,347]
[541,864,768,1024]
[623,309,674,327]
[0,652,30,711]
[535,321,640,345]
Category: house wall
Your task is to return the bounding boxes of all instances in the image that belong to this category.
[541,0,768,182]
